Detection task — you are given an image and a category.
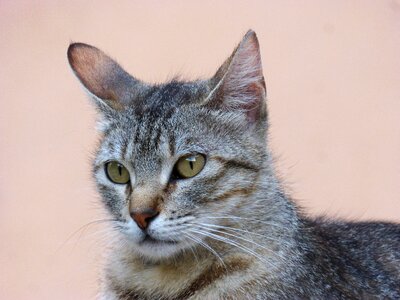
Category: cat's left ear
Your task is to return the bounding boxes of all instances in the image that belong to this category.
[204,30,266,123]
[67,43,145,112]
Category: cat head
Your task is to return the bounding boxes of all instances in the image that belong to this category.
[68,30,269,260]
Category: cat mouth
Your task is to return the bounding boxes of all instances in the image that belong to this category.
[141,235,179,245]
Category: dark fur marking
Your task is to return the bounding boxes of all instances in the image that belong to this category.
[153,124,162,150]
[177,257,251,298]
[164,181,177,196]
[168,132,176,156]
[213,156,260,172]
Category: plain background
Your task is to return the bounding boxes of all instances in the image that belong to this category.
[1,1,400,299]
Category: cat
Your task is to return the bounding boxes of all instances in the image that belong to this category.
[68,30,400,299]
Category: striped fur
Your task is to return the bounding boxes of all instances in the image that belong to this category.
[68,31,400,299]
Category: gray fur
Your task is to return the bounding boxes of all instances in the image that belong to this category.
[68,30,400,299]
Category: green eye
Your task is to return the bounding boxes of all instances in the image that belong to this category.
[105,161,130,184]
[173,154,206,179]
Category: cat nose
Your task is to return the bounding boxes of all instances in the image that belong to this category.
[130,208,159,230]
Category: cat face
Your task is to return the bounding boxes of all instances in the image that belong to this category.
[68,31,268,260]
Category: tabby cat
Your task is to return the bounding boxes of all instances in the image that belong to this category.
[68,31,400,299]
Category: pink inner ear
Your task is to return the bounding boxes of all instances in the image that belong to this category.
[206,30,267,123]
[68,43,141,108]
[68,43,117,101]
[240,81,266,123]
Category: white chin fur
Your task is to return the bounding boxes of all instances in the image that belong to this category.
[134,241,185,259]
[121,220,188,260]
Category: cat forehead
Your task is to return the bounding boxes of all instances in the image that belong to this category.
[99,80,248,157]
[129,80,211,117]
[100,105,243,162]
[101,81,212,141]
[101,106,206,158]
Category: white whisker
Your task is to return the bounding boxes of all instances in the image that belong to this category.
[191,224,287,261]
[193,222,292,246]
[187,228,279,270]
[183,232,226,269]
[202,215,289,230]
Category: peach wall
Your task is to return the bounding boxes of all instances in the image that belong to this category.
[1,1,399,299]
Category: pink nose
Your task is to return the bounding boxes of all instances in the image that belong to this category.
[130,208,159,230]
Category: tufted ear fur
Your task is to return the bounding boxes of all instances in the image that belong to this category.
[67,43,145,112]
[204,30,266,123]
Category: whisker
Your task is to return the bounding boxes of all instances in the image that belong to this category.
[57,218,120,252]
[193,222,292,246]
[185,243,200,264]
[187,228,279,270]
[183,232,226,269]
[201,215,289,230]
[191,224,287,261]
[77,226,119,242]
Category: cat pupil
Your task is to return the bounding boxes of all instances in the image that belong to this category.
[118,165,122,176]
[189,161,194,170]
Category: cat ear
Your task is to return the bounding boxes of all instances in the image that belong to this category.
[67,43,145,111]
[204,30,266,123]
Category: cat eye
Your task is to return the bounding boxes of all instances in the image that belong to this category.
[173,154,206,179]
[105,161,130,184]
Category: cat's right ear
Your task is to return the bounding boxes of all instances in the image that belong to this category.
[202,31,266,124]
[67,43,144,113]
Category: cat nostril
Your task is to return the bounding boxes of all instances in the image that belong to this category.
[130,209,159,230]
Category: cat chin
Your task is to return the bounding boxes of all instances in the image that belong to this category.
[132,240,187,260]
